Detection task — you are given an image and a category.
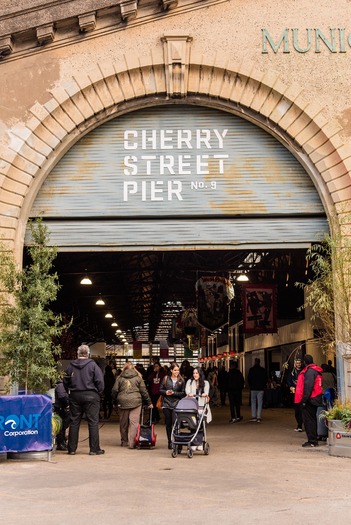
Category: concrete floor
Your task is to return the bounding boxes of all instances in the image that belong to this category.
[1,401,351,525]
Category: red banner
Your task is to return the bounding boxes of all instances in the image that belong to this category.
[242,284,277,334]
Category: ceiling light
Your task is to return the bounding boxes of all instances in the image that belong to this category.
[80,271,92,285]
[95,294,105,306]
[237,273,249,282]
[111,322,118,327]
[105,313,113,318]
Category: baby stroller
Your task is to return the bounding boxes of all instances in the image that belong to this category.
[170,396,210,459]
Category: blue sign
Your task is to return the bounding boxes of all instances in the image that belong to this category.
[0,395,52,453]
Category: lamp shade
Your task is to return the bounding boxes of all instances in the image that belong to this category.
[80,276,92,285]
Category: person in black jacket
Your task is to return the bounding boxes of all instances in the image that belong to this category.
[227,361,245,423]
[247,358,268,423]
[54,380,70,450]
[102,364,115,420]
[63,345,105,456]
[159,362,186,449]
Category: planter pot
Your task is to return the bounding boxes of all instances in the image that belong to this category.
[327,419,351,458]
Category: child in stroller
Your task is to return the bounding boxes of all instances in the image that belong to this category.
[170,395,210,458]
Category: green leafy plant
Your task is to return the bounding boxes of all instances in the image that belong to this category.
[0,219,67,394]
[321,401,351,431]
[296,212,351,353]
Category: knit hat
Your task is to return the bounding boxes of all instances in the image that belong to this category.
[304,354,313,365]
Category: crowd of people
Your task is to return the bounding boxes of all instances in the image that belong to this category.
[55,346,337,454]
[56,350,214,455]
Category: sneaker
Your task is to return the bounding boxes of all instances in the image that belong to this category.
[229,418,237,423]
[249,418,257,422]
[237,416,243,422]
[56,444,68,451]
[301,441,318,448]
[67,451,76,455]
[89,449,105,455]
[294,428,303,432]
[256,419,262,423]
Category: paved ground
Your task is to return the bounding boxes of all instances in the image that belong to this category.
[1,401,351,525]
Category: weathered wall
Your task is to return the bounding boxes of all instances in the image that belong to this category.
[1,1,351,240]
[1,0,351,396]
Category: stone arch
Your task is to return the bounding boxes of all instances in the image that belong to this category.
[1,43,351,259]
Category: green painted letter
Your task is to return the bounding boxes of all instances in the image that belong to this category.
[262,28,290,54]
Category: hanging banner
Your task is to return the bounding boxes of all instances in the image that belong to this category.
[0,394,52,453]
[242,284,277,334]
[181,307,198,335]
[196,276,234,331]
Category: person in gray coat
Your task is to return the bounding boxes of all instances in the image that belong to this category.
[112,362,153,449]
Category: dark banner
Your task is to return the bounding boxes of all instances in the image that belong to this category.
[242,284,277,334]
[196,276,234,331]
[0,394,52,453]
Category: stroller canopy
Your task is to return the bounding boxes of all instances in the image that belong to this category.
[176,397,199,412]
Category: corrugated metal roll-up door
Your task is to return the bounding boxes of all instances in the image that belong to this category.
[27,105,327,249]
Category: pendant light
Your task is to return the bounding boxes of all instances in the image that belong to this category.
[237,273,249,282]
[80,270,92,285]
[95,294,105,306]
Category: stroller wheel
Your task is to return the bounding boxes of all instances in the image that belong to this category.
[187,448,194,459]
[171,448,177,458]
[204,442,210,455]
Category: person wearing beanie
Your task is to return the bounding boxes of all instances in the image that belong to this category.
[294,354,323,447]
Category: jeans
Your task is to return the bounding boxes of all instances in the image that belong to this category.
[251,390,264,419]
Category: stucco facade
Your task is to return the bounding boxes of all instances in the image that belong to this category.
[1,0,351,394]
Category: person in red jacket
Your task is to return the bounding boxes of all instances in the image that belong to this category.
[294,354,323,447]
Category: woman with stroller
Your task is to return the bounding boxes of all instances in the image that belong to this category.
[159,362,186,449]
[185,367,212,424]
[112,362,153,449]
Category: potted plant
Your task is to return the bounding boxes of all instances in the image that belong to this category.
[321,401,351,430]
[320,402,351,458]
[0,219,67,457]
